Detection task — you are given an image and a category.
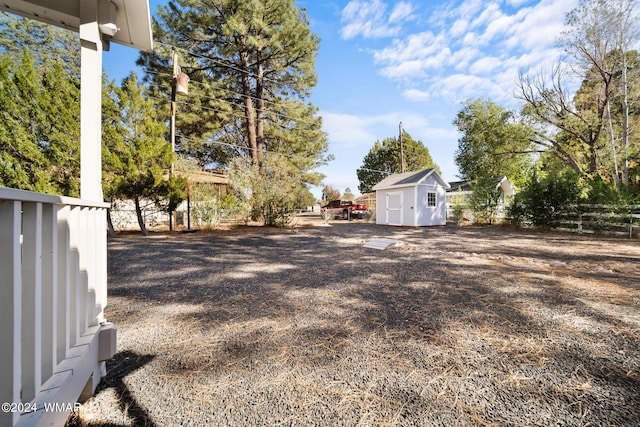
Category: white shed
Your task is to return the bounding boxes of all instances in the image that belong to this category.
[372,168,450,226]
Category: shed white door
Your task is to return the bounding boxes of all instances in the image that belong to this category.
[386,192,403,225]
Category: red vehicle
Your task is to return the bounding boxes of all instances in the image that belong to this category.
[322,199,369,220]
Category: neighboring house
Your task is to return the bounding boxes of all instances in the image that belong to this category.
[372,168,450,226]
[446,176,516,222]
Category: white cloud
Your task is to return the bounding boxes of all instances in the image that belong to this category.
[339,0,416,39]
[403,88,430,101]
[450,47,481,72]
[340,0,394,39]
[357,0,581,104]
[430,73,497,102]
[450,19,468,38]
[389,1,415,23]
[373,32,451,78]
[502,0,578,51]
[321,112,379,147]
[506,0,531,6]
[469,56,501,75]
[468,3,503,32]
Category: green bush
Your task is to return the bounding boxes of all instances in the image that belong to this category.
[189,183,221,228]
[510,166,640,229]
[516,169,585,227]
[449,190,466,224]
[228,156,303,227]
[468,176,502,224]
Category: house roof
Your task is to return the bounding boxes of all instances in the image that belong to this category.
[2,0,154,52]
[447,177,514,194]
[372,168,450,191]
[182,170,229,185]
[447,180,474,192]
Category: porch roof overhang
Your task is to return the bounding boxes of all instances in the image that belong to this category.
[1,0,153,52]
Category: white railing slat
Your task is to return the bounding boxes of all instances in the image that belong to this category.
[0,200,23,427]
[56,205,71,365]
[21,202,44,403]
[41,203,58,383]
[0,188,114,426]
[69,206,80,349]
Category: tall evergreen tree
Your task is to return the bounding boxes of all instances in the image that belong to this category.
[357,131,438,194]
[0,54,50,192]
[0,51,80,195]
[102,72,185,235]
[0,12,80,75]
[138,0,330,186]
[0,14,81,195]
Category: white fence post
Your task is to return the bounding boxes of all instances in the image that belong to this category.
[0,200,22,426]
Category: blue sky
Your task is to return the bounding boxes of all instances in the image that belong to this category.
[103,0,579,198]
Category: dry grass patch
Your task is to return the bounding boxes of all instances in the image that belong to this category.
[69,225,639,426]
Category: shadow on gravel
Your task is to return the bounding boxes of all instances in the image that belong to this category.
[87,224,639,426]
[66,351,156,427]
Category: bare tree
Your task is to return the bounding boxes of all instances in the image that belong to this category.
[516,0,639,185]
[516,63,604,176]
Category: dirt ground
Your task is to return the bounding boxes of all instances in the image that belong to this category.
[68,221,639,426]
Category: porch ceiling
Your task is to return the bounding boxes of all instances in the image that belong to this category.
[1,0,153,52]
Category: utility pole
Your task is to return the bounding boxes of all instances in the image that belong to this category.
[168,50,189,230]
[169,50,178,231]
[399,121,405,173]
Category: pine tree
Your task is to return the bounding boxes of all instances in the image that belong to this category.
[0,52,80,195]
[0,14,81,195]
[357,132,438,193]
[138,0,330,184]
[102,72,185,235]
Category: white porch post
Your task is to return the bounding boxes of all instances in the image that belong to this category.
[80,0,104,202]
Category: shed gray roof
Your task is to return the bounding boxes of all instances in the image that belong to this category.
[372,168,450,191]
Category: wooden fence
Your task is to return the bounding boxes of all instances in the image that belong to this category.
[552,205,640,238]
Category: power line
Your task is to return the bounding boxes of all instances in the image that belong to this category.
[144,68,323,129]
[356,167,392,175]
[150,42,323,126]
[176,133,325,164]
[148,93,321,134]
[155,41,287,87]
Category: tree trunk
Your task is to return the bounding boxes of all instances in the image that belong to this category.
[240,51,258,165]
[605,100,620,189]
[621,53,630,186]
[255,61,265,166]
[134,196,148,236]
[106,208,116,238]
[588,143,598,176]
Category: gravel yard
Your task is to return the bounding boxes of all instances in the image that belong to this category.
[68,223,640,426]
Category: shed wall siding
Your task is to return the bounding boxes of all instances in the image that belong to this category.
[375,190,385,224]
[415,182,446,226]
[375,174,447,226]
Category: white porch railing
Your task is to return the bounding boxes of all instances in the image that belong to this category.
[0,187,116,427]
